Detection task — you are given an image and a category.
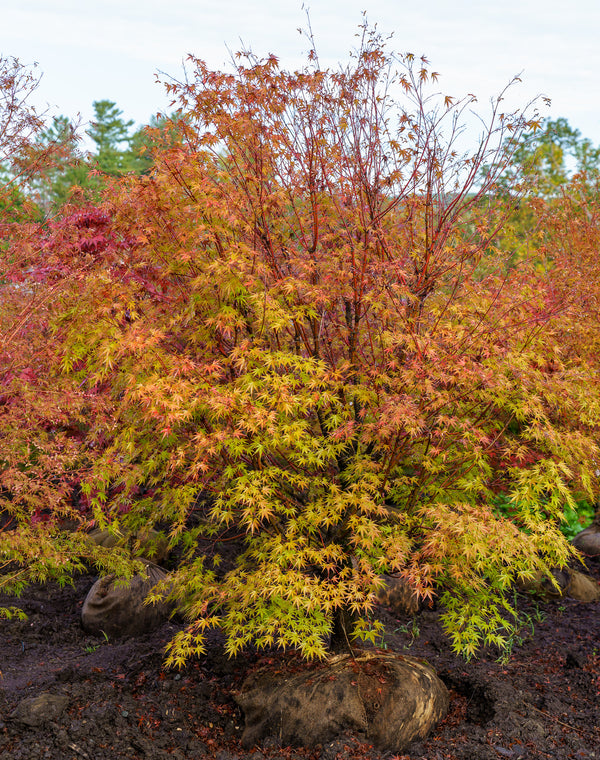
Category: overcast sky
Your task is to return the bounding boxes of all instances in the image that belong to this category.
[3,0,600,147]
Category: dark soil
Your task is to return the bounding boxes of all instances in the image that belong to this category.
[1,559,600,760]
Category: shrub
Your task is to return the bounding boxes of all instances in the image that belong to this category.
[3,28,600,661]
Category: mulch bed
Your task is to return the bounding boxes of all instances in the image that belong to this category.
[1,558,599,760]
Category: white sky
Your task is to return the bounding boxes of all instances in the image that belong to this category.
[2,0,600,147]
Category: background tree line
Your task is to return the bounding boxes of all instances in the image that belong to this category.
[28,99,163,214]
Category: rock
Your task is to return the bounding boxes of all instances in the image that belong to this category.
[236,650,449,753]
[11,692,69,727]
[518,567,600,602]
[81,560,173,638]
[572,524,600,557]
[376,575,420,616]
[566,569,600,602]
[88,527,170,564]
[519,568,571,599]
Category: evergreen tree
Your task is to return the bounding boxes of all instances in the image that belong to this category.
[127,114,173,175]
[87,100,135,176]
[30,115,94,213]
[30,104,161,213]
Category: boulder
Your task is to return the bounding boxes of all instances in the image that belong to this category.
[11,692,69,727]
[518,567,600,602]
[81,560,173,638]
[566,569,600,602]
[236,650,448,753]
[572,524,600,557]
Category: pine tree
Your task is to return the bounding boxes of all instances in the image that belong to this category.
[87,100,135,176]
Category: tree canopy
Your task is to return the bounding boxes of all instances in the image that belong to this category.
[1,37,600,663]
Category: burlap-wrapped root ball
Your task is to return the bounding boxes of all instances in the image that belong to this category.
[81,560,173,638]
[236,650,449,754]
[87,527,170,564]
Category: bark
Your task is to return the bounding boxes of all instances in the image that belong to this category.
[329,605,358,655]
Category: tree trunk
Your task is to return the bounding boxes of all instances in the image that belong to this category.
[329,605,358,655]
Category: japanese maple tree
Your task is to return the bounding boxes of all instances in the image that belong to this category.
[3,31,600,659]
[0,59,144,597]
[533,170,600,419]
